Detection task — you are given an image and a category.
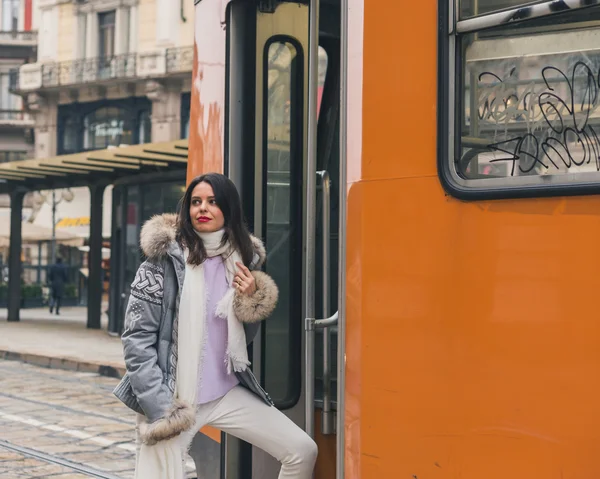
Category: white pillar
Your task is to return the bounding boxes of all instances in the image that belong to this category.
[156,0,176,46]
[18,0,25,30]
[150,87,182,142]
[75,14,87,59]
[39,7,58,61]
[115,7,130,55]
[129,5,138,53]
[85,12,98,58]
[35,96,58,158]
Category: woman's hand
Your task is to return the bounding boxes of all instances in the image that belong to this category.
[234,262,256,296]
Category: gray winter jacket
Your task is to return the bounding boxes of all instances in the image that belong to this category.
[113,213,278,445]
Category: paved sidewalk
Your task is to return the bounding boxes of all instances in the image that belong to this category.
[0,305,126,378]
[0,360,197,479]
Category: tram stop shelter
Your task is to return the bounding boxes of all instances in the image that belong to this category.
[0,139,189,329]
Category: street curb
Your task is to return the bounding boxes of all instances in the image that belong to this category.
[0,350,126,379]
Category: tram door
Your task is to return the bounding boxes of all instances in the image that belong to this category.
[225,1,341,477]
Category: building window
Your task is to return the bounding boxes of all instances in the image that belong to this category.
[1,0,19,31]
[62,117,79,154]
[98,11,116,59]
[83,107,133,150]
[58,99,152,154]
[138,110,151,144]
[0,73,19,111]
[441,1,600,199]
[98,11,116,79]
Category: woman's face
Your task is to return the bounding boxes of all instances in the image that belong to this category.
[189,182,225,233]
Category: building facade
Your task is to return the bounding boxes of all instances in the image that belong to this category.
[6,0,193,329]
[0,0,36,164]
[0,0,36,283]
[11,0,193,159]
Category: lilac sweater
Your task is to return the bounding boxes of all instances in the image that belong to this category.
[197,256,239,404]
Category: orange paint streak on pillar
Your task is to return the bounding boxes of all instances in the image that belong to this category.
[187,1,228,185]
[186,43,202,184]
[187,44,224,183]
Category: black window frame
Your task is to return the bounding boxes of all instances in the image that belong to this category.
[438,0,600,200]
[260,35,304,410]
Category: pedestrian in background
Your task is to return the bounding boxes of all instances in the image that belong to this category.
[114,173,318,479]
[48,257,68,315]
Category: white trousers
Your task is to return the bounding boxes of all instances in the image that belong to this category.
[138,386,318,479]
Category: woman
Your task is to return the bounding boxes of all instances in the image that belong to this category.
[113,173,317,479]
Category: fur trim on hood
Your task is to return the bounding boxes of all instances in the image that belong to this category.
[140,213,266,268]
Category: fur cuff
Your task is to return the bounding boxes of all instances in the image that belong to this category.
[233,271,278,323]
[138,399,195,446]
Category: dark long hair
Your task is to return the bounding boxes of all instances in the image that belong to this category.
[176,173,254,266]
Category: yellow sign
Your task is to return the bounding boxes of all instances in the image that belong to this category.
[56,217,90,228]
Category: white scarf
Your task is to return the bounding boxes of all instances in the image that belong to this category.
[135,229,249,479]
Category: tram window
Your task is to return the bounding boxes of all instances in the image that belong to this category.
[317,46,328,117]
[263,40,303,407]
[443,2,600,197]
[460,0,541,19]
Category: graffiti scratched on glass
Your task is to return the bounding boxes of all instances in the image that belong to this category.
[465,59,600,178]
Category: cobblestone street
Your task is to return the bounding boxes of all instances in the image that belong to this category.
[0,359,196,479]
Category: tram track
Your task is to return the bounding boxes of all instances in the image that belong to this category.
[0,391,135,426]
[0,362,119,393]
[0,362,135,426]
[0,439,126,479]
[0,360,139,477]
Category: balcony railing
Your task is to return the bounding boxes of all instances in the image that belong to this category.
[0,30,37,46]
[166,46,193,73]
[11,47,194,92]
[0,110,30,122]
[42,54,137,88]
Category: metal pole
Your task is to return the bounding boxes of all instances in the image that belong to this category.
[337,0,349,473]
[37,241,41,284]
[318,171,334,435]
[87,184,105,329]
[51,190,56,265]
[304,0,320,438]
[8,191,24,322]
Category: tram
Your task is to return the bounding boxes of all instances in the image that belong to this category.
[186,0,600,477]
